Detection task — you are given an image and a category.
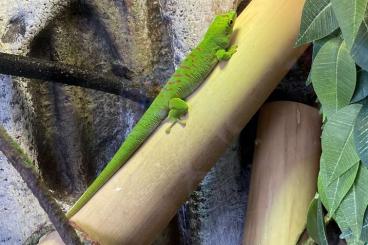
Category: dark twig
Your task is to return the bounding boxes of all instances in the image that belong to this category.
[0,126,82,245]
[0,52,153,106]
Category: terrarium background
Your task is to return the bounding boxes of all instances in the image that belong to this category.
[0,0,313,244]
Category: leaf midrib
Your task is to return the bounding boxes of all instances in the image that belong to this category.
[297,2,331,43]
[335,41,344,111]
[329,128,354,183]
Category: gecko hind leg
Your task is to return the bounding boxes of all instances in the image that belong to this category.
[166,98,188,134]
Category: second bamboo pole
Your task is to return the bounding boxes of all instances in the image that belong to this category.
[243,102,321,245]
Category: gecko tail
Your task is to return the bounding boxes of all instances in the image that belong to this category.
[65,160,120,218]
[66,105,165,218]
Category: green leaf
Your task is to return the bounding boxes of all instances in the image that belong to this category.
[351,70,368,103]
[321,104,361,182]
[319,161,359,216]
[354,101,368,167]
[334,165,368,243]
[311,37,357,117]
[296,0,339,46]
[306,195,328,245]
[318,171,328,210]
[306,38,330,86]
[331,0,368,48]
[352,16,368,70]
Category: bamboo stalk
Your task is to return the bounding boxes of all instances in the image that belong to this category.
[242,101,321,245]
[39,0,307,243]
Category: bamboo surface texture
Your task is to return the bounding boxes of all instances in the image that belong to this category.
[39,0,307,243]
[242,102,321,245]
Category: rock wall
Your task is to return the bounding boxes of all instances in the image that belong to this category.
[0,0,253,244]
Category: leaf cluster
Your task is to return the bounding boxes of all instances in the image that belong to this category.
[297,0,368,244]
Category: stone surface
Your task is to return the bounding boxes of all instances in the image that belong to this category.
[0,153,51,245]
[0,1,68,244]
[0,0,69,54]
[160,0,237,66]
[0,0,177,243]
[179,142,249,245]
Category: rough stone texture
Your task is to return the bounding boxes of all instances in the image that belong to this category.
[159,0,237,66]
[0,1,69,244]
[0,0,69,54]
[180,142,249,245]
[0,153,50,245]
[0,0,179,243]
[26,3,138,194]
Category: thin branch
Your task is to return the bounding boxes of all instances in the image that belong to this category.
[0,52,153,106]
[0,126,82,245]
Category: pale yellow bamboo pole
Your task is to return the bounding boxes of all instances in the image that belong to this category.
[39,0,307,243]
[242,102,321,245]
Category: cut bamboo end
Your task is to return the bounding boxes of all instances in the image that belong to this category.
[39,0,307,243]
[243,101,321,245]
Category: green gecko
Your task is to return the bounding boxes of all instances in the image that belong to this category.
[66,10,237,219]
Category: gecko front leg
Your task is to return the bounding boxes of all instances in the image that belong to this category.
[166,98,189,134]
[166,45,237,134]
[216,45,238,61]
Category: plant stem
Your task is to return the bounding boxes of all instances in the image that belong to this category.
[0,52,152,106]
[0,126,82,245]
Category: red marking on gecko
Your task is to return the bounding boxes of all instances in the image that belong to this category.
[173,73,184,78]
[180,65,191,70]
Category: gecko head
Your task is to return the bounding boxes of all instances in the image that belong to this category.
[207,10,237,48]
